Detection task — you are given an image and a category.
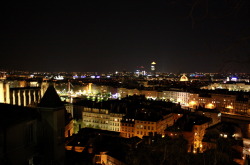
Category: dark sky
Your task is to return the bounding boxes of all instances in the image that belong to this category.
[0,0,249,73]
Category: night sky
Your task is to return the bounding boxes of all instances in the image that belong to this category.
[1,1,249,73]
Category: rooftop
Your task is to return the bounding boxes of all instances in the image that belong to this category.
[38,85,64,108]
[0,103,38,129]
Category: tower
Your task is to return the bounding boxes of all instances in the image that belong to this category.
[151,61,156,76]
[38,85,65,165]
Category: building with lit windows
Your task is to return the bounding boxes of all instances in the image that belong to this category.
[201,82,250,92]
[116,86,250,116]
[82,107,124,132]
[0,81,48,107]
[234,98,250,115]
[120,116,135,138]
[121,113,178,139]
[165,114,211,153]
[117,88,140,98]
[150,61,156,76]
[140,90,159,99]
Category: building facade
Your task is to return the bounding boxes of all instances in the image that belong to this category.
[82,107,124,132]
[121,113,177,139]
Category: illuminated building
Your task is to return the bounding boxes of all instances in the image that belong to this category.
[170,91,190,105]
[151,61,156,76]
[117,86,250,116]
[135,66,146,77]
[188,93,199,109]
[210,94,236,113]
[192,122,210,153]
[188,92,240,114]
[165,114,211,153]
[180,74,188,81]
[0,81,10,103]
[82,107,124,132]
[121,113,178,139]
[0,72,6,80]
[64,105,74,137]
[116,87,245,115]
[9,87,41,106]
[120,117,135,138]
[243,139,250,160]
[117,88,140,98]
[140,90,159,100]
[88,83,92,93]
[234,98,250,115]
[201,82,250,92]
[54,75,64,80]
[94,152,127,165]
[0,81,42,106]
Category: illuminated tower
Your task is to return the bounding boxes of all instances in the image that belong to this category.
[88,83,92,94]
[151,61,156,76]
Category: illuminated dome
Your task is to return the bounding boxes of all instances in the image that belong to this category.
[151,61,156,65]
[180,74,188,81]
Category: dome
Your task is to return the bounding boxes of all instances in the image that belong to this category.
[180,74,188,81]
[151,61,156,65]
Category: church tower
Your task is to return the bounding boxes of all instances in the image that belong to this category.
[38,85,65,165]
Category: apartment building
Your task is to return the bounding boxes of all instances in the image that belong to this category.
[82,107,124,132]
[121,113,177,139]
[165,114,211,153]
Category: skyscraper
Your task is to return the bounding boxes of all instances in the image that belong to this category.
[151,61,156,76]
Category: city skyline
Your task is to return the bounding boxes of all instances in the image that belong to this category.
[1,1,249,73]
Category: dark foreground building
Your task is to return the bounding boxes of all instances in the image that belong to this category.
[0,85,65,165]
